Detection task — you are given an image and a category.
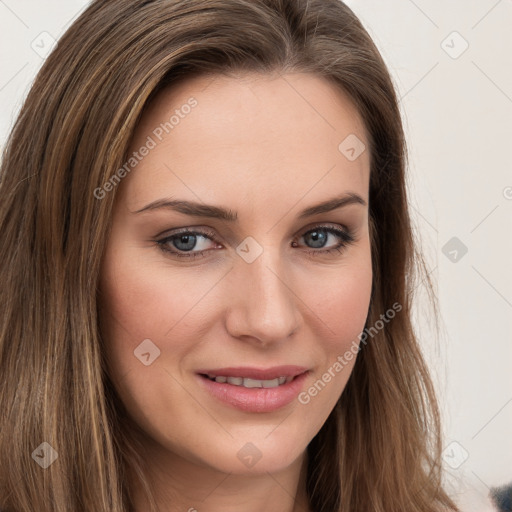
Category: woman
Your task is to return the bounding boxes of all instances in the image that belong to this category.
[0,0,460,510]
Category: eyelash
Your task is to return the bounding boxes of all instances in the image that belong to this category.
[155,224,355,260]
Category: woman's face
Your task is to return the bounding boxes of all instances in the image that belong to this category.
[99,72,372,476]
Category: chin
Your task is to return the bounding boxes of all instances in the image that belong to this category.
[214,449,305,476]
[189,430,309,476]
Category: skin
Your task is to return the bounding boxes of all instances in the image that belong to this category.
[99,71,373,512]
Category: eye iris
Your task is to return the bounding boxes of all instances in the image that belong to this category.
[306,229,327,248]
[174,234,197,251]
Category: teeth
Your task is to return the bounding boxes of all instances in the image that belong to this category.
[209,375,293,388]
[262,378,280,388]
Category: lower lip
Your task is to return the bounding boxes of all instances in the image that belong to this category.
[197,372,309,413]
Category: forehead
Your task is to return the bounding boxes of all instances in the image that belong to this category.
[119,72,370,215]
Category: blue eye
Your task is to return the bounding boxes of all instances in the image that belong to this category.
[295,226,355,257]
[156,225,355,259]
[157,228,218,259]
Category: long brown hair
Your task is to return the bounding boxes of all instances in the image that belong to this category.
[0,0,458,510]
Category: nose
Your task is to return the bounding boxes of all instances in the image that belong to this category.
[224,248,301,347]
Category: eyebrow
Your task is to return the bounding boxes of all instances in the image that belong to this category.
[132,192,366,220]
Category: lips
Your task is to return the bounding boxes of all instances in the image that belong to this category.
[196,365,309,413]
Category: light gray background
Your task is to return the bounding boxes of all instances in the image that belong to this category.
[1,1,511,510]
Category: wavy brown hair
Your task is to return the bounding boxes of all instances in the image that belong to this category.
[0,0,458,511]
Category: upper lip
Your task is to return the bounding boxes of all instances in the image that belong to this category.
[197,365,309,380]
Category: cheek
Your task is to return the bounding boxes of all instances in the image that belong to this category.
[306,255,373,348]
[324,273,371,330]
[98,244,208,385]
[99,245,215,343]
[298,246,372,400]
[294,259,372,420]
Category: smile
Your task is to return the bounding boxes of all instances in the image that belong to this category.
[203,375,294,388]
[196,366,309,413]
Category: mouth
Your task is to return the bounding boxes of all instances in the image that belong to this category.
[196,366,309,413]
[202,374,294,388]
